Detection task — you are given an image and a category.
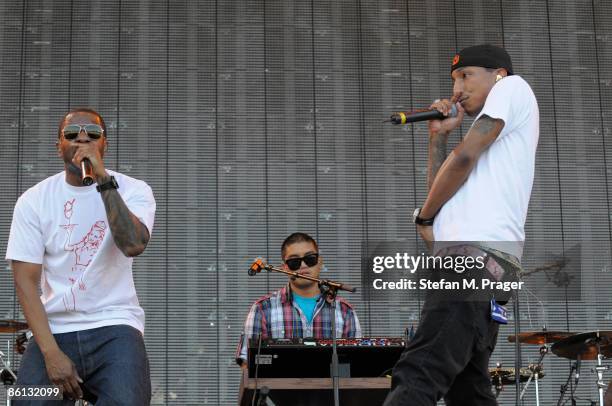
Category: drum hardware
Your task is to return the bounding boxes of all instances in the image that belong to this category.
[556,356,581,406]
[551,331,612,361]
[490,362,510,398]
[0,342,18,406]
[519,348,547,406]
[14,333,27,355]
[552,331,611,406]
[490,363,546,399]
[508,330,575,345]
[505,328,571,405]
[0,320,28,334]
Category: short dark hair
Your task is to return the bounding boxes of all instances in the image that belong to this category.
[58,108,107,138]
[281,232,318,259]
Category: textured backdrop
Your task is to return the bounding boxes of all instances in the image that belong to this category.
[0,0,611,404]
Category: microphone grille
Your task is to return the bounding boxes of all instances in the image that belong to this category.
[248,257,266,276]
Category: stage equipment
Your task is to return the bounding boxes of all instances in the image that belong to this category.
[552,331,611,406]
[506,329,573,405]
[0,321,28,334]
[247,259,356,406]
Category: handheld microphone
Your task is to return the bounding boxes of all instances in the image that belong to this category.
[387,104,458,125]
[575,355,582,384]
[81,159,94,186]
[248,258,265,276]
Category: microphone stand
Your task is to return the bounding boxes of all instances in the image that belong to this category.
[256,263,356,296]
[513,289,522,406]
[320,283,341,406]
[254,262,356,406]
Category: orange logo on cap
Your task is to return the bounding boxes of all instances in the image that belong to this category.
[452,55,460,66]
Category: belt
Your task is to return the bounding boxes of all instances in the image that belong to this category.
[435,245,508,282]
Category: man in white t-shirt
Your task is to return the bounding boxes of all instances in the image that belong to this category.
[384,45,539,405]
[6,108,155,405]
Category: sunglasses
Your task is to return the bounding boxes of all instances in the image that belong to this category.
[285,253,319,271]
[62,124,105,140]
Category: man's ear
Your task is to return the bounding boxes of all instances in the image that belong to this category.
[56,141,61,157]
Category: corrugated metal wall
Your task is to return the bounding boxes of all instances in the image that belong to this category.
[0,0,611,404]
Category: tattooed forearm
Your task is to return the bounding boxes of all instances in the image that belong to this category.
[98,177,149,257]
[427,134,448,190]
[420,114,503,222]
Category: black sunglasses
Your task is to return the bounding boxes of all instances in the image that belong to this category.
[62,124,105,140]
[285,253,319,271]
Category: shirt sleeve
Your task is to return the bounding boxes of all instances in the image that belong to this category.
[352,309,363,338]
[123,181,156,236]
[476,76,529,139]
[341,304,362,338]
[5,195,44,265]
[235,302,266,365]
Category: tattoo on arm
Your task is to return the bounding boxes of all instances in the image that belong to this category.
[427,135,448,190]
[99,183,149,257]
[427,115,502,190]
[471,115,499,137]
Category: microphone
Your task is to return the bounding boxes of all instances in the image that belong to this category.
[81,159,94,186]
[387,104,458,125]
[575,355,581,384]
[248,258,266,276]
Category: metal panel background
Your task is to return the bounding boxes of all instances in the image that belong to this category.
[0,0,611,404]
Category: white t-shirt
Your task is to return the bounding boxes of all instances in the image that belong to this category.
[433,75,539,259]
[6,170,155,334]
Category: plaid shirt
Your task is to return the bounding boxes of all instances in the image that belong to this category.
[236,283,362,364]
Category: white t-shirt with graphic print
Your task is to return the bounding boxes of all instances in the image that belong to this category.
[433,75,539,260]
[6,169,155,334]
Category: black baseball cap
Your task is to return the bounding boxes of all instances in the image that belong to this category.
[451,44,513,75]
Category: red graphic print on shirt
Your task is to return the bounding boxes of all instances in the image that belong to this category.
[60,198,107,311]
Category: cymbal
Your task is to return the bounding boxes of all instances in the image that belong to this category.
[508,331,574,345]
[0,320,28,334]
[489,367,545,385]
[551,331,612,360]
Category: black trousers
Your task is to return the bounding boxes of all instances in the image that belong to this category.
[383,298,499,406]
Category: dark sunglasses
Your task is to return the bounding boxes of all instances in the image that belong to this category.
[62,124,105,140]
[285,253,319,271]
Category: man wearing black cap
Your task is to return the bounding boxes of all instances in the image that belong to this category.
[384,45,539,405]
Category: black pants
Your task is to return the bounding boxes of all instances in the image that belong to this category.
[383,298,499,406]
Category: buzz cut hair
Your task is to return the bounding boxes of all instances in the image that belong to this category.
[281,232,319,259]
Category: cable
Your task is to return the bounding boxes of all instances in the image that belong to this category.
[251,333,263,406]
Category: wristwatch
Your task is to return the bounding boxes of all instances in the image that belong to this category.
[96,176,119,192]
[412,207,435,226]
